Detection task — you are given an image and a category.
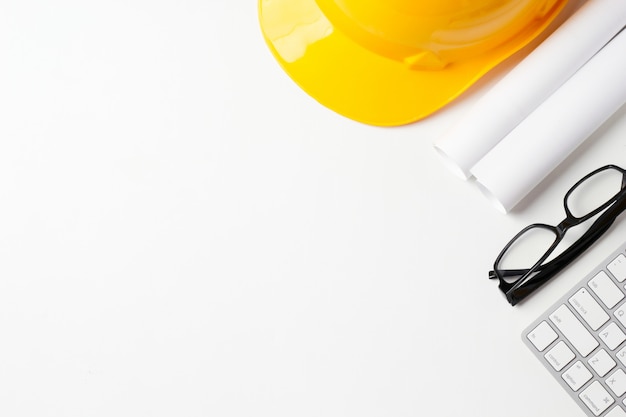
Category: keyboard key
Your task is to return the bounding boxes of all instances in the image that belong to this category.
[588,349,617,377]
[607,369,626,397]
[579,381,614,416]
[614,303,626,328]
[608,254,626,282]
[550,305,599,357]
[562,361,592,391]
[589,271,624,308]
[606,406,626,417]
[600,322,626,350]
[545,341,575,371]
[527,321,557,351]
[569,288,610,330]
[616,346,626,366]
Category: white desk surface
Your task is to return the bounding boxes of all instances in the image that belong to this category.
[1,2,625,416]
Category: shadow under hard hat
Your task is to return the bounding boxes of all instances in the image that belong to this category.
[258,0,569,126]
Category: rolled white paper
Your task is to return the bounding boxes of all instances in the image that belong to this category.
[470,28,626,213]
[434,0,626,180]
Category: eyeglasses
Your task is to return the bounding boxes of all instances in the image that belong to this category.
[490,164,626,306]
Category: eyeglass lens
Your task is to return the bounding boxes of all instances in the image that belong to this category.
[497,226,558,283]
[566,166,624,218]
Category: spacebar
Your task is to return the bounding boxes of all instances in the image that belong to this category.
[550,305,599,357]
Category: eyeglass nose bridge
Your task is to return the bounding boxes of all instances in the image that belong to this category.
[556,217,578,234]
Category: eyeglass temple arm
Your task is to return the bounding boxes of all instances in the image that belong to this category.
[505,212,620,306]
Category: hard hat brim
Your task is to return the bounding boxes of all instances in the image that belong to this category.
[258,0,568,126]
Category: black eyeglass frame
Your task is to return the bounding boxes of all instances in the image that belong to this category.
[491,164,626,306]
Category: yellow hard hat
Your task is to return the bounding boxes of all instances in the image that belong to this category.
[259,0,568,126]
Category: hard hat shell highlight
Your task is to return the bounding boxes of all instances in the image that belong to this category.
[259,0,568,126]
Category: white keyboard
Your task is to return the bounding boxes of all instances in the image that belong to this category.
[524,241,626,417]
